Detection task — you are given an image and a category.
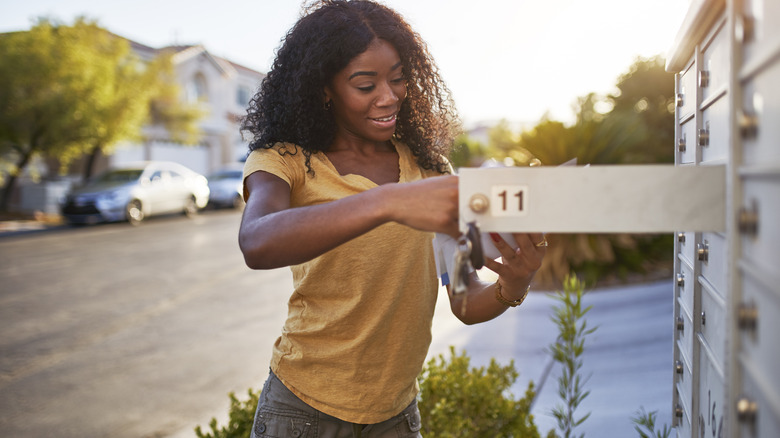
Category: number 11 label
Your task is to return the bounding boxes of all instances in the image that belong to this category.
[491,185,528,217]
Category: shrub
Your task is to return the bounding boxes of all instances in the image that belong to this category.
[548,275,596,438]
[631,407,672,438]
[194,388,260,438]
[417,346,543,438]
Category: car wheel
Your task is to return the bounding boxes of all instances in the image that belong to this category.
[126,200,144,225]
[183,196,198,217]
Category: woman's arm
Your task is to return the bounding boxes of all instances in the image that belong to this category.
[447,232,546,325]
[238,171,460,269]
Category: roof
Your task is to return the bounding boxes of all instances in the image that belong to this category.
[159,44,264,78]
[118,35,265,78]
[2,27,266,78]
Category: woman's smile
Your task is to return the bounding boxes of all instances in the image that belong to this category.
[370,113,397,128]
[325,39,407,145]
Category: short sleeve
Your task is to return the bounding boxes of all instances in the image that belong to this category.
[242,143,306,201]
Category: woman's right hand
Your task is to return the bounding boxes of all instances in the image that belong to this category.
[381,174,460,237]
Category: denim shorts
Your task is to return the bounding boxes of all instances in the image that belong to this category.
[251,370,423,438]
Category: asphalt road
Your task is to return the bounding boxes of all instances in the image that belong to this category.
[0,210,291,438]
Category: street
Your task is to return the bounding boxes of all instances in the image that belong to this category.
[0,210,673,437]
[0,210,291,437]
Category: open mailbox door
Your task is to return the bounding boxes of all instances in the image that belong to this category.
[459,165,726,233]
[448,164,726,294]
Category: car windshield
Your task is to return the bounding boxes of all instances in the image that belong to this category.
[92,169,144,184]
[209,170,242,181]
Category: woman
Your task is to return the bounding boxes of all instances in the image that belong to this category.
[238,1,546,436]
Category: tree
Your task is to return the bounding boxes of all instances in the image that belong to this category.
[487,119,536,166]
[0,18,202,211]
[76,48,203,182]
[607,55,675,164]
[450,133,487,168]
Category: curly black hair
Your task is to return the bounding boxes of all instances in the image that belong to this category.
[241,0,460,175]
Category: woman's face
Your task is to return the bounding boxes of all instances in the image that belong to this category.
[324,39,407,144]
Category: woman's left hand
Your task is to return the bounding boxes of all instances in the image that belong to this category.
[482,232,547,299]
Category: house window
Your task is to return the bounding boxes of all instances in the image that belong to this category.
[237,86,251,107]
[187,73,208,103]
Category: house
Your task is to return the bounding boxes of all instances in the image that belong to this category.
[11,36,265,215]
[112,40,265,175]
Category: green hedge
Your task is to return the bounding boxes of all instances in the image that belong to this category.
[195,348,544,438]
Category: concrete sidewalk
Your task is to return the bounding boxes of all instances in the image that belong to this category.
[428,278,674,437]
[0,219,50,233]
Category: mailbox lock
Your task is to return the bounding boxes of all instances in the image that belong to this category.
[736,397,758,423]
[737,15,755,43]
[678,136,687,152]
[676,93,684,107]
[676,316,685,332]
[697,242,709,262]
[738,200,759,236]
[701,311,706,326]
[738,301,758,331]
[675,360,684,375]
[739,111,759,139]
[699,70,710,88]
[677,232,685,243]
[468,194,490,214]
[675,404,684,418]
[676,272,685,288]
[698,127,710,147]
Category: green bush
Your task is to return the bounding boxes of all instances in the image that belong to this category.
[196,348,544,438]
[194,388,260,438]
[417,346,543,438]
[631,407,672,438]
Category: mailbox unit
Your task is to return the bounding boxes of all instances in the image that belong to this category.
[667,0,779,436]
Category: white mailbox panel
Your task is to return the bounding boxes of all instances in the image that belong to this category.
[741,62,780,166]
[678,231,696,267]
[741,0,780,67]
[741,180,780,274]
[680,63,697,120]
[678,313,695,367]
[701,19,728,102]
[700,97,729,164]
[700,285,727,365]
[676,378,693,421]
[678,261,695,321]
[696,345,726,438]
[699,232,727,298]
[668,0,780,436]
[676,407,693,438]
[739,273,780,396]
[738,360,780,438]
[459,165,726,233]
[679,119,697,164]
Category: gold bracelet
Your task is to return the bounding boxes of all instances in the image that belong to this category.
[494,280,530,307]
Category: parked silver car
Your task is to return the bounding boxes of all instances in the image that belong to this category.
[61,161,210,225]
[206,165,244,209]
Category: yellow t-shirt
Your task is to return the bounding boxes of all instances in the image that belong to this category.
[243,140,442,424]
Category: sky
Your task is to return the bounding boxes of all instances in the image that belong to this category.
[0,0,689,127]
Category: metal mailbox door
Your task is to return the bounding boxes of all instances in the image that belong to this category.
[458,165,726,234]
